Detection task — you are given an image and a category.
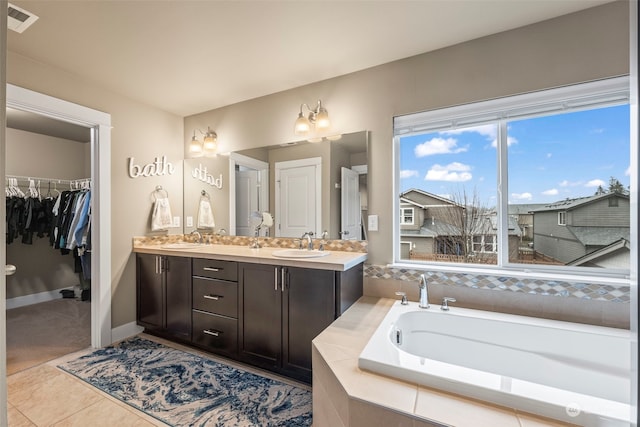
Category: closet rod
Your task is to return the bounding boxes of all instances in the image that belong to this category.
[6,175,91,185]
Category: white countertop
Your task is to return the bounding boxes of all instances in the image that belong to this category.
[133,243,367,272]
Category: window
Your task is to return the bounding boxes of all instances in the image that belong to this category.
[558,212,566,226]
[395,77,630,275]
[400,207,414,225]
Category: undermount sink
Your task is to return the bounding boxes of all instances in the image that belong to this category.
[160,242,204,249]
[272,249,330,258]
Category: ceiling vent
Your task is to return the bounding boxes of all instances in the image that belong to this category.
[7,3,39,33]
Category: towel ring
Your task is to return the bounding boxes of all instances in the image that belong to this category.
[201,190,210,199]
[152,185,169,201]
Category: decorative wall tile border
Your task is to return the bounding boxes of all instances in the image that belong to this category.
[364,264,630,303]
[133,235,368,253]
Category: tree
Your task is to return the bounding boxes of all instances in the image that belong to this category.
[429,187,496,264]
[608,176,626,194]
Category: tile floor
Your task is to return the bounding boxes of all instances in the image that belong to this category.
[7,351,166,426]
[7,334,311,426]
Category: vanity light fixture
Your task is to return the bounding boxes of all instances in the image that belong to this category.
[189,127,218,156]
[294,99,331,136]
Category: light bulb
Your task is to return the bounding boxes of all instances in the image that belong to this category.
[294,112,311,135]
[315,108,330,130]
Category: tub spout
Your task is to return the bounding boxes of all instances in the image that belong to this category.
[418,274,429,309]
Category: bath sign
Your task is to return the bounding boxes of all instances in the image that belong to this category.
[128,156,176,178]
[192,163,223,189]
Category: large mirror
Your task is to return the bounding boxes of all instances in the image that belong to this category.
[183,130,368,240]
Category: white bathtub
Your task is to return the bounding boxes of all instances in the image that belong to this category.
[358,301,632,426]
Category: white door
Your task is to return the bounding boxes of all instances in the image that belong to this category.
[235,169,258,236]
[341,167,361,240]
[275,157,321,237]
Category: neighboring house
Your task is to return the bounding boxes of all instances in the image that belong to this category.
[399,189,521,262]
[508,203,546,241]
[531,192,630,265]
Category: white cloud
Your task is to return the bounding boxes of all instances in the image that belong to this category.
[441,124,517,148]
[414,137,467,157]
[425,162,472,182]
[400,170,419,179]
[585,179,606,188]
[511,192,533,201]
[559,180,582,187]
[546,153,552,159]
[542,188,559,196]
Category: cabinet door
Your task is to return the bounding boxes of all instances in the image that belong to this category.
[137,254,164,329]
[282,267,336,381]
[238,263,282,370]
[165,256,192,340]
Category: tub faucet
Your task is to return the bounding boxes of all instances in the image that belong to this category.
[418,274,429,309]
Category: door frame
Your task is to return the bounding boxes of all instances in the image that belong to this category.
[6,84,112,349]
[228,153,269,235]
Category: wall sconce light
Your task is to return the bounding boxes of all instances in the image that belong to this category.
[189,127,218,156]
[294,99,331,136]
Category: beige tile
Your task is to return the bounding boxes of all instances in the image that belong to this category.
[312,369,347,427]
[364,278,402,299]
[332,358,418,414]
[349,398,415,427]
[52,399,156,427]
[415,387,520,427]
[312,346,350,425]
[8,406,35,427]
[9,366,103,426]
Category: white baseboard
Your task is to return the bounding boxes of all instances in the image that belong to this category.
[111,321,144,344]
[6,287,76,310]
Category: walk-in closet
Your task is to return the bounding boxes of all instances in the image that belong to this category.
[5,109,92,374]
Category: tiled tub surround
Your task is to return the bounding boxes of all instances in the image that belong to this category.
[313,297,581,427]
[364,265,630,329]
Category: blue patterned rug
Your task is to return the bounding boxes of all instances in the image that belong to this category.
[58,336,312,426]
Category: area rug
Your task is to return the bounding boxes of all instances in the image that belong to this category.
[58,336,312,426]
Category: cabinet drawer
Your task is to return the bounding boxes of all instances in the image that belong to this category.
[193,258,237,281]
[192,310,237,357]
[193,277,238,318]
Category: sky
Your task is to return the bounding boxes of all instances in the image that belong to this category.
[399,104,630,208]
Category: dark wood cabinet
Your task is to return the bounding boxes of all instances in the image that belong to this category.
[137,252,362,384]
[191,259,239,358]
[136,254,192,341]
[238,262,361,383]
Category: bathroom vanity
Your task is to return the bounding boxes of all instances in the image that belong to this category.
[134,241,366,383]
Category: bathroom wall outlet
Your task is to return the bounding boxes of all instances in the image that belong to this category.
[368,215,379,231]
[186,216,193,227]
[173,216,180,227]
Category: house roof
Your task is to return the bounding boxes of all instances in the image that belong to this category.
[567,226,630,246]
[567,238,630,266]
[508,203,547,215]
[399,188,463,208]
[530,192,629,212]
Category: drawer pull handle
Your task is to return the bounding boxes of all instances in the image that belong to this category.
[203,267,222,272]
[203,294,223,300]
[203,329,222,337]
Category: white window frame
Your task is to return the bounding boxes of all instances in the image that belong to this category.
[400,207,414,225]
[393,77,631,280]
[558,211,567,226]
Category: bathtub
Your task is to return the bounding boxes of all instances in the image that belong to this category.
[358,301,632,426]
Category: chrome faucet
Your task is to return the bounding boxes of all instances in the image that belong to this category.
[418,274,429,309]
[300,231,314,250]
[190,230,203,244]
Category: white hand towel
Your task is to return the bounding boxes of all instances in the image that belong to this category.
[197,196,215,229]
[151,197,174,231]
